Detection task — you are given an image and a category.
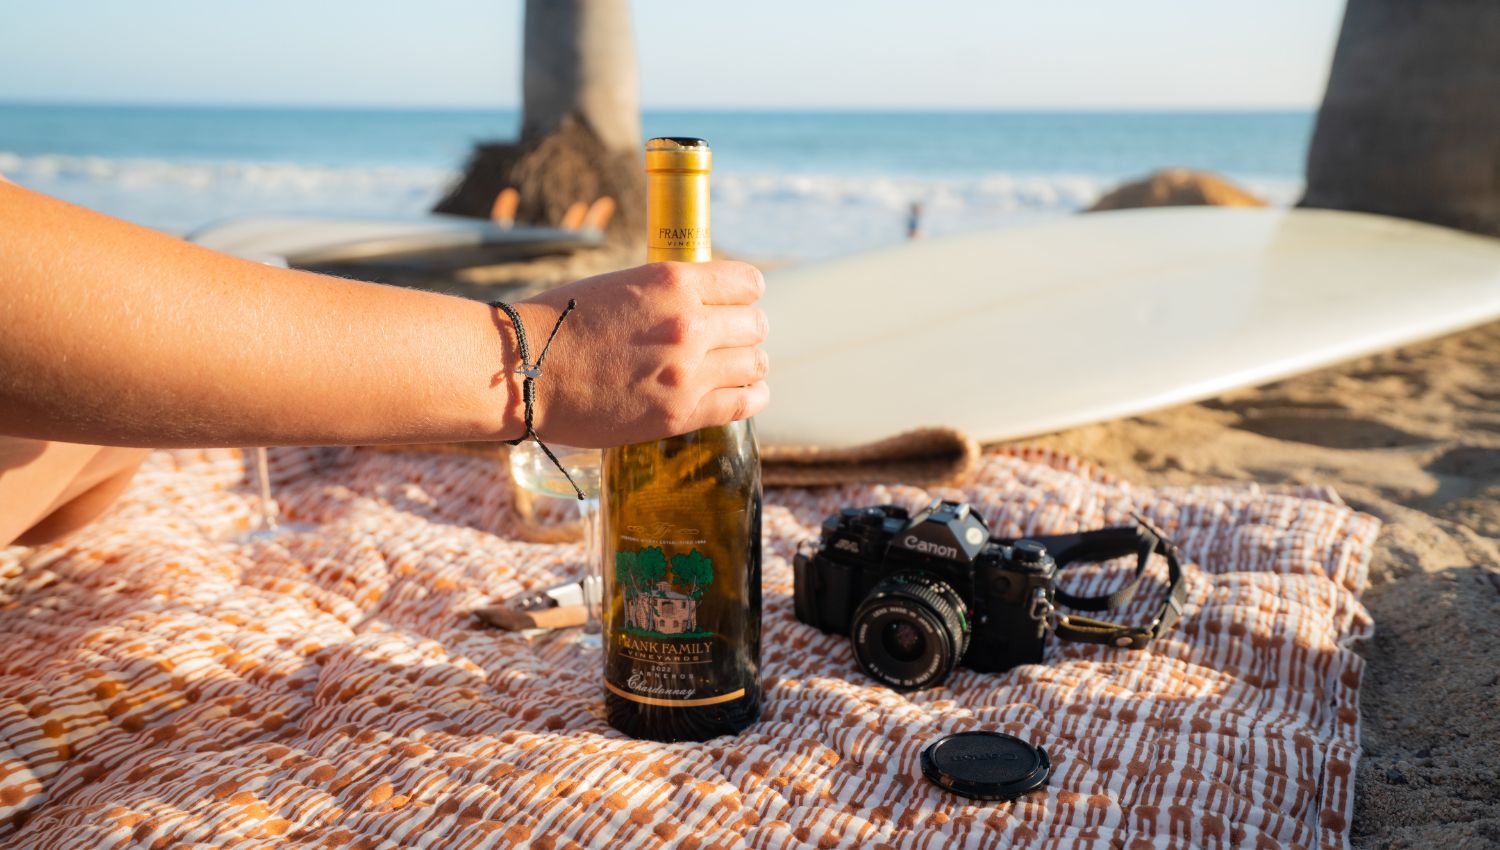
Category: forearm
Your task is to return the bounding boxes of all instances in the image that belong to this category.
[0,181,527,448]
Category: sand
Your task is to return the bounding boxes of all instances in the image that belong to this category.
[1026,319,1500,849]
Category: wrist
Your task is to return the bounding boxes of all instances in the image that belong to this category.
[486,299,558,442]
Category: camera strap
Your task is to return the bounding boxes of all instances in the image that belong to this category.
[994,517,1188,650]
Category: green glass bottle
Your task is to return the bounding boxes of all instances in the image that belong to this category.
[600,137,763,742]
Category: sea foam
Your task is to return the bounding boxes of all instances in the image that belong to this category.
[0,151,1301,259]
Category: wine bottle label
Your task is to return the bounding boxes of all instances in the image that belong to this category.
[649,225,710,256]
[605,520,746,706]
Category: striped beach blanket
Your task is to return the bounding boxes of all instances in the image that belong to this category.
[0,446,1376,849]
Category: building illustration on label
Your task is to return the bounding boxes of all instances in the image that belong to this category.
[616,547,715,638]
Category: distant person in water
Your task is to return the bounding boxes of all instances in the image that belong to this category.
[906,201,925,240]
[0,176,770,547]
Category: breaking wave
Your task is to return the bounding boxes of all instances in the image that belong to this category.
[0,152,453,231]
[0,151,1302,258]
[717,172,1301,212]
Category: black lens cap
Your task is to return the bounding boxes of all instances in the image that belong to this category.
[920,731,1051,801]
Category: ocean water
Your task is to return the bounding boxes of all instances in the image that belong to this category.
[0,103,1312,260]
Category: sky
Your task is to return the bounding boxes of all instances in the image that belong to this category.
[0,0,1347,110]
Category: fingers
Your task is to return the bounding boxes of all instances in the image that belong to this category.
[690,381,770,429]
[702,347,770,389]
[704,305,769,350]
[683,261,765,305]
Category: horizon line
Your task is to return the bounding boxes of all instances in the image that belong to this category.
[0,97,1319,114]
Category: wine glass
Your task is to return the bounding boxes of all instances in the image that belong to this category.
[241,446,281,539]
[509,441,603,647]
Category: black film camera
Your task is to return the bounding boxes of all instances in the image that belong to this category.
[793,500,1187,691]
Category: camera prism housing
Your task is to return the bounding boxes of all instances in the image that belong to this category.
[793,499,1057,690]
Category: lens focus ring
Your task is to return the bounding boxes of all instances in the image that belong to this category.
[850,574,970,691]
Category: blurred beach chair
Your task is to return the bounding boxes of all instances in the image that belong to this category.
[558,201,588,231]
[490,188,611,232]
[556,196,615,233]
[490,187,520,228]
[581,196,615,232]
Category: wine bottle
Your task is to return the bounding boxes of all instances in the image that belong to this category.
[600,137,763,742]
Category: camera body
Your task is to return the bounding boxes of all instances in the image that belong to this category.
[793,500,1057,689]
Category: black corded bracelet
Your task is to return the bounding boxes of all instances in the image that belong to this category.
[489,298,584,500]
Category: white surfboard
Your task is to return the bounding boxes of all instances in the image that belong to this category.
[757,207,1500,449]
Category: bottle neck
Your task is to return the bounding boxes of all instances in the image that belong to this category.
[646,169,712,263]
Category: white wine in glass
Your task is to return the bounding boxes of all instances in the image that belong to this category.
[236,447,316,541]
[509,442,604,645]
[245,446,279,537]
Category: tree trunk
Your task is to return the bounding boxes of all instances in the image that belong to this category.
[1300,0,1500,237]
[521,0,640,151]
[435,0,645,246]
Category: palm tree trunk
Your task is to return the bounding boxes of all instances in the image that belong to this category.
[522,0,640,151]
[1300,0,1500,237]
[435,0,645,245]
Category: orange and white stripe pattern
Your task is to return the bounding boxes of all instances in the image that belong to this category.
[0,446,1375,849]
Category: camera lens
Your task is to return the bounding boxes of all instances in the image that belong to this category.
[882,621,927,662]
[850,574,971,691]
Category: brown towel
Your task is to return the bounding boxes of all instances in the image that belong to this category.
[760,426,980,488]
[369,426,981,489]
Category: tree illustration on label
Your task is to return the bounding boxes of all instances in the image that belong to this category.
[671,550,713,599]
[616,546,715,637]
